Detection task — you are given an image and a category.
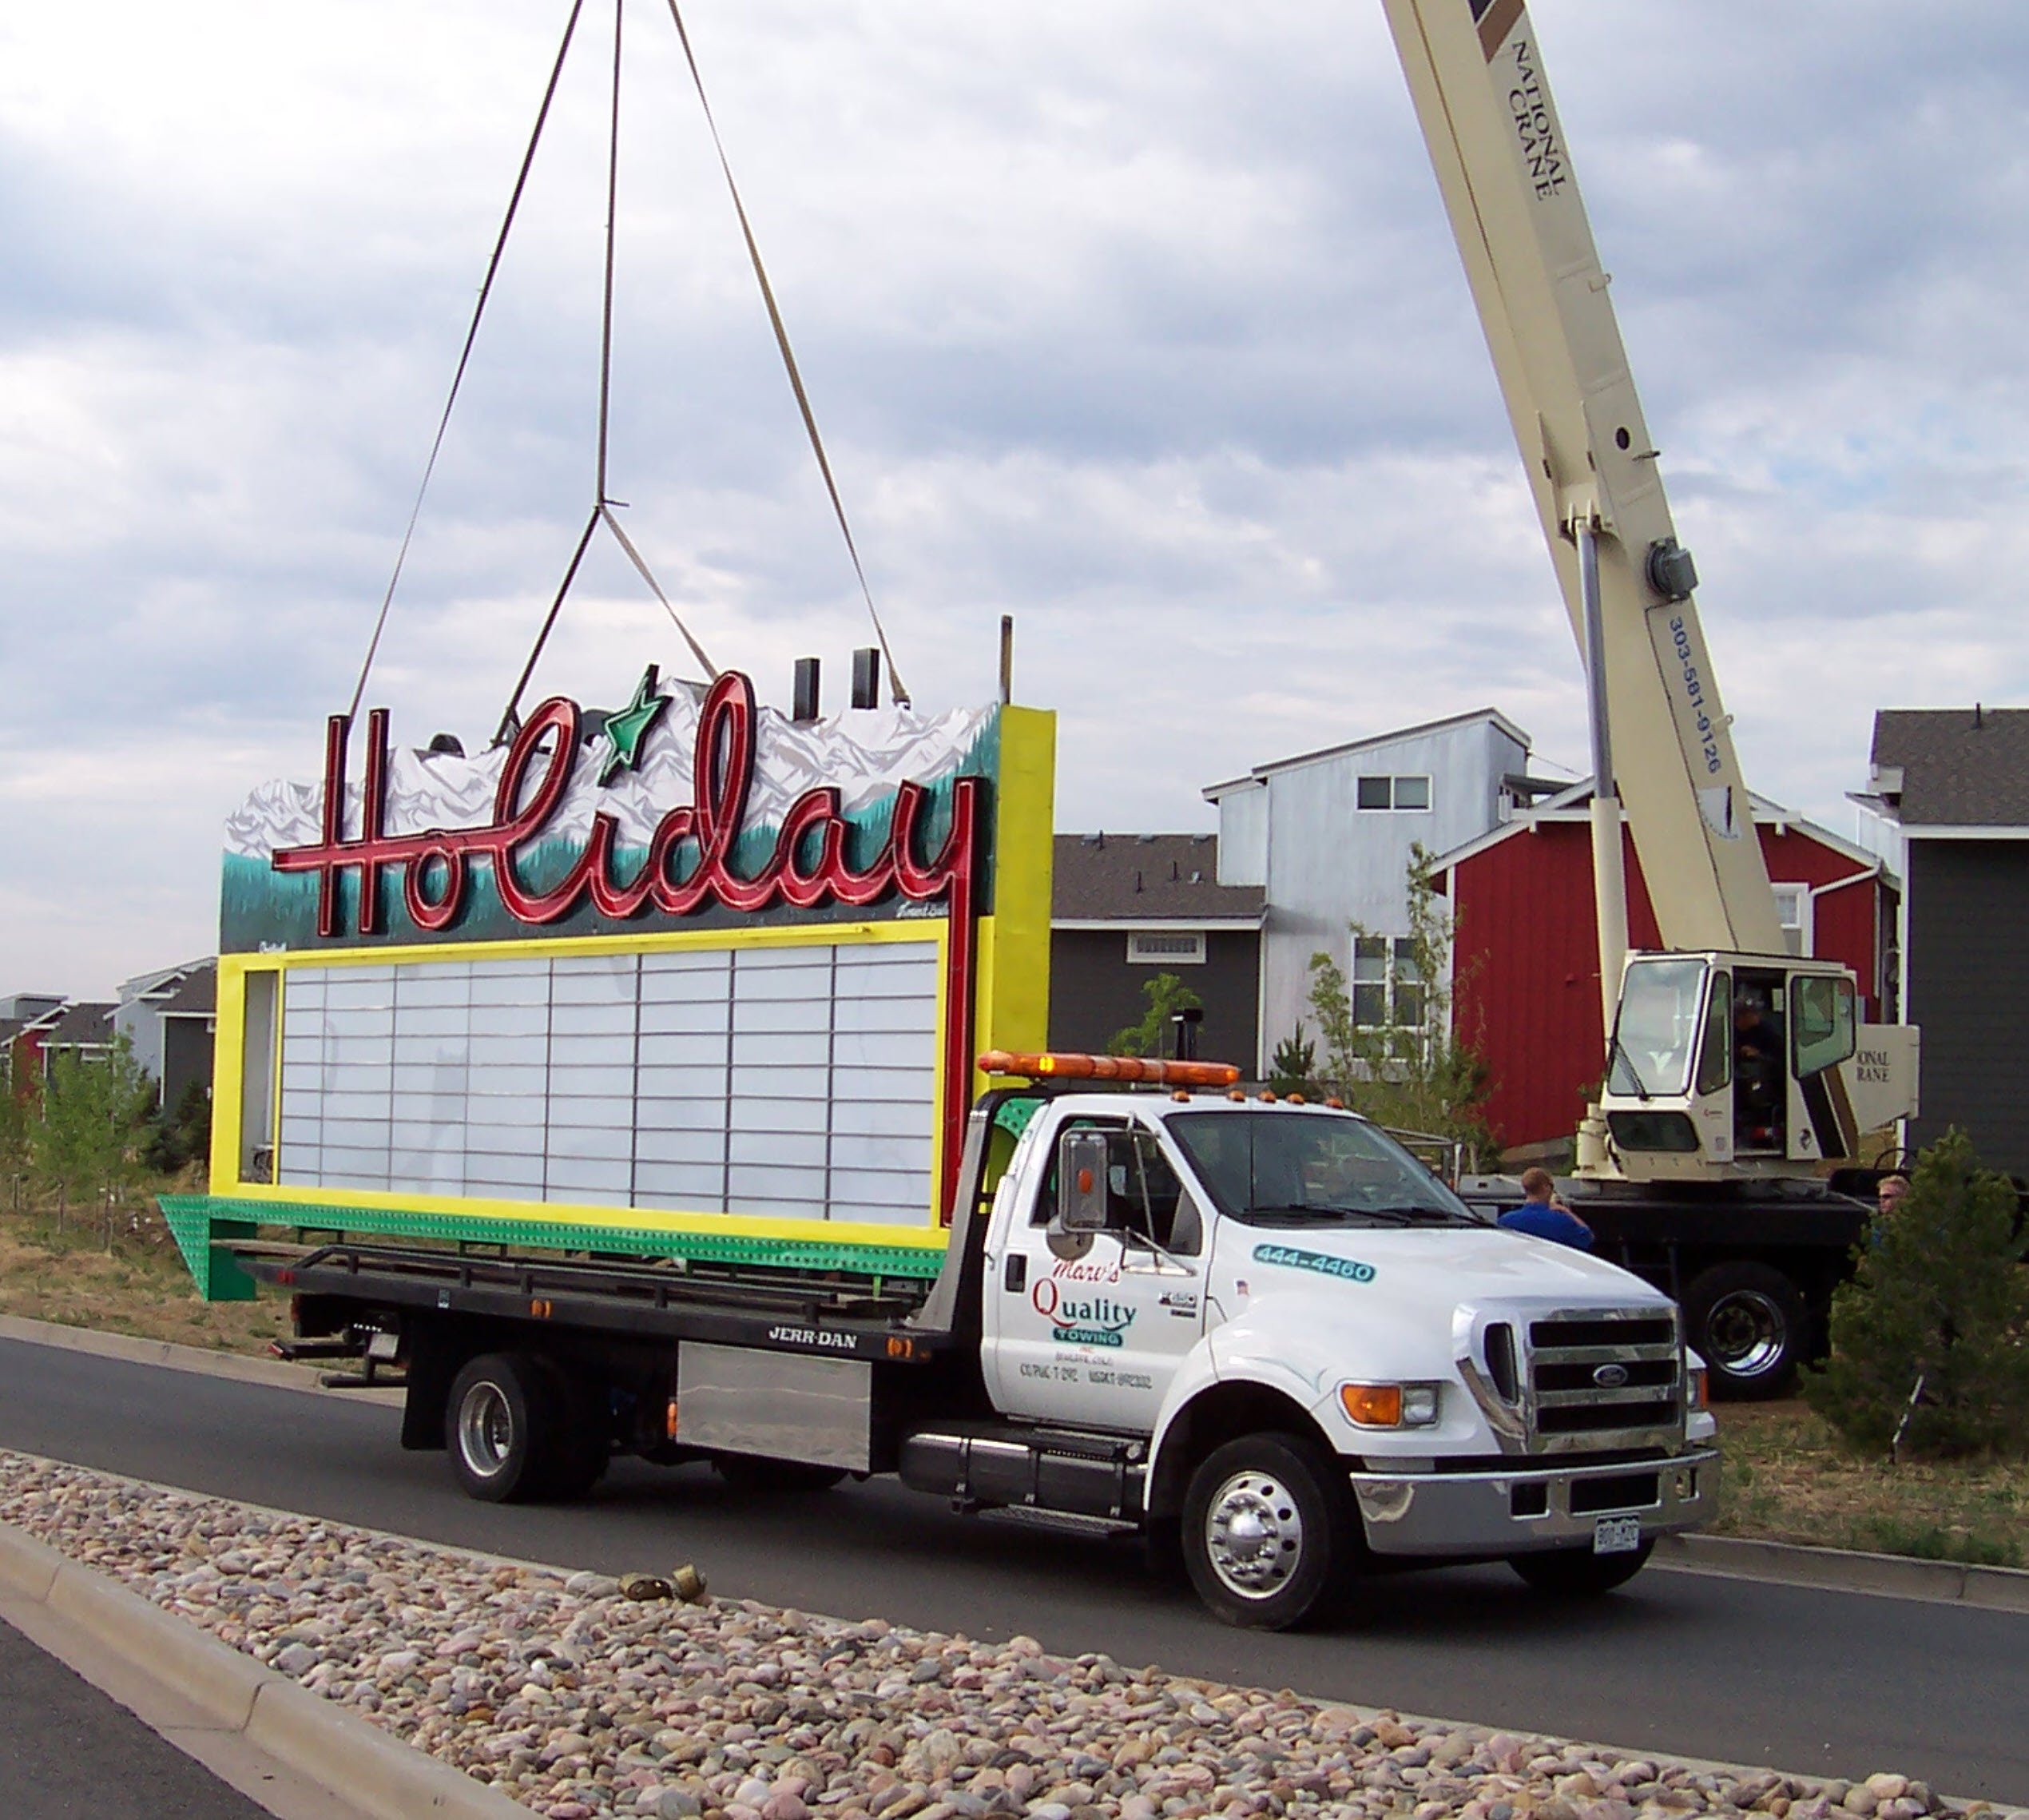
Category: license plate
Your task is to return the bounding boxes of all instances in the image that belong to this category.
[1593,1516,1642,1555]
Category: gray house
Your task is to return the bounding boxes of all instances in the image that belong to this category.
[1204,708,1543,1075]
[1858,708,2029,1178]
[1050,834,1264,1067]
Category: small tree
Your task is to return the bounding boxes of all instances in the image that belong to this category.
[1805,1130,2029,1456]
[1111,972,1204,1059]
[1305,843,1498,1160]
[1268,1025,1318,1095]
[33,1039,155,1235]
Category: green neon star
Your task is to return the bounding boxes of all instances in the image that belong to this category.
[598,666,669,785]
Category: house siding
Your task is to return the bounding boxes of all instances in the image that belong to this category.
[1048,929,1261,1068]
[1905,840,2029,1178]
[1231,718,1527,1075]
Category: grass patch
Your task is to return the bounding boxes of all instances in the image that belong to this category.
[1714,1399,2029,1568]
[0,1190,289,1357]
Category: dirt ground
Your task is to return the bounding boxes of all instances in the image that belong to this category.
[0,1198,291,1355]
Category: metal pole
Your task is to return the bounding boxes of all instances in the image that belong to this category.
[1578,519,1630,1042]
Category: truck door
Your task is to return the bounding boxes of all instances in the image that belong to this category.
[984,1111,1207,1436]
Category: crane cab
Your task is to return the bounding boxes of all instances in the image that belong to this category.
[1585,952,1919,1184]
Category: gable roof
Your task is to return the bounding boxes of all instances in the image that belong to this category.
[38,1002,117,1050]
[1203,705,1531,799]
[1053,833,1264,924]
[1431,777,1889,876]
[1868,708,2029,829]
[157,965,217,1018]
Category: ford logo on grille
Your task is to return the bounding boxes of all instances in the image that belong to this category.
[1593,1363,1630,1389]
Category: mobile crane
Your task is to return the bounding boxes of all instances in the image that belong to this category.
[1380,0,1920,1394]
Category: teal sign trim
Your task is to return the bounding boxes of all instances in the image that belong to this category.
[158,1195,949,1301]
[1251,1242,1376,1284]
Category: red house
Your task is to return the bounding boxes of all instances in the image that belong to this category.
[1436,784,1899,1158]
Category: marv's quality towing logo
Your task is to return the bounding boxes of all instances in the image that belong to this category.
[1030,1278,1136,1348]
[1252,1243,1377,1285]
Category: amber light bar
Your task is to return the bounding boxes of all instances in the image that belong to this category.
[977,1050,1241,1088]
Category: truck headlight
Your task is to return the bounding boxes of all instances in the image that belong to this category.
[1686,1365,1709,1412]
[1340,1381,1442,1428]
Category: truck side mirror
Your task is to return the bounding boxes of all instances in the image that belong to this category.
[1056,1131,1110,1232]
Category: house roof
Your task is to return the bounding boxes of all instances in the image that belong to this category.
[156,964,217,1018]
[38,1002,117,1050]
[1053,833,1264,924]
[1203,705,1531,800]
[1431,777,1890,878]
[1868,708,2029,829]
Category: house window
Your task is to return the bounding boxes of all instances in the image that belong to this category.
[1356,774,1431,811]
[1127,931,1206,965]
[1772,884,1811,956]
[1352,936,1422,1029]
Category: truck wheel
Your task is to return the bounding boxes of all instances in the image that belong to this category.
[446,1353,556,1503]
[1683,1262,1805,1400]
[713,1456,848,1494]
[1510,1539,1654,1597]
[1181,1434,1354,1631]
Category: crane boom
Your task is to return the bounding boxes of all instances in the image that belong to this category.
[1379,0,1785,979]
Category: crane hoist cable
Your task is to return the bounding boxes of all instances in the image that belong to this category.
[347,0,909,741]
[663,0,911,710]
[345,0,589,725]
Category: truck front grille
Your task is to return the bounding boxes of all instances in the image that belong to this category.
[1458,1304,1686,1456]
[1527,1311,1682,1442]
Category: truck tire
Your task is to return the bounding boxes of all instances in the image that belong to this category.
[1181,1434,1356,1631]
[713,1456,848,1494]
[444,1353,607,1503]
[1510,1538,1654,1597]
[446,1353,558,1503]
[1682,1262,1805,1400]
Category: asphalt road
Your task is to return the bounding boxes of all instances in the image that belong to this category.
[0,1337,2021,1805]
[0,1614,274,1819]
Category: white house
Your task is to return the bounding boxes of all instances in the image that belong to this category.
[1204,708,1544,1074]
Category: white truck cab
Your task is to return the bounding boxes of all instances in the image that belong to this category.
[915,1084,1719,1625]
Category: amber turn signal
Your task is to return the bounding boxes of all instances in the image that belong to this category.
[1340,1383,1404,1427]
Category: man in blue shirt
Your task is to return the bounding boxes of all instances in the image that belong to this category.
[1499,1167,1594,1250]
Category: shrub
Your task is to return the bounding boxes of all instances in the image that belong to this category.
[1805,1130,2029,1457]
[1110,972,1204,1059]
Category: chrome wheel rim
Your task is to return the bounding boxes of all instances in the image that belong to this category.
[1704,1289,1787,1377]
[458,1381,514,1477]
[1202,1468,1304,1602]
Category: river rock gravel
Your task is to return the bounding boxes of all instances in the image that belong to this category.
[0,1449,2015,1820]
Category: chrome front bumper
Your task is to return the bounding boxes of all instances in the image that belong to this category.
[1348,1447,1719,1557]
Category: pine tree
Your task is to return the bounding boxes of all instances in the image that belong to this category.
[1805,1130,2029,1456]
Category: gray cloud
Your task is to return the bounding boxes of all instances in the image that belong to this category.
[4,0,2027,991]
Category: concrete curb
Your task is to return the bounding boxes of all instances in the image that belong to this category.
[0,1517,526,1820]
[0,1312,405,1405]
[1654,1530,2029,1613]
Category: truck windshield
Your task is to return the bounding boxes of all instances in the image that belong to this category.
[1163,1111,1477,1227]
[1610,958,1709,1099]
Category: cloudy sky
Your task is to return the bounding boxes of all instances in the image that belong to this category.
[4,1,2026,996]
